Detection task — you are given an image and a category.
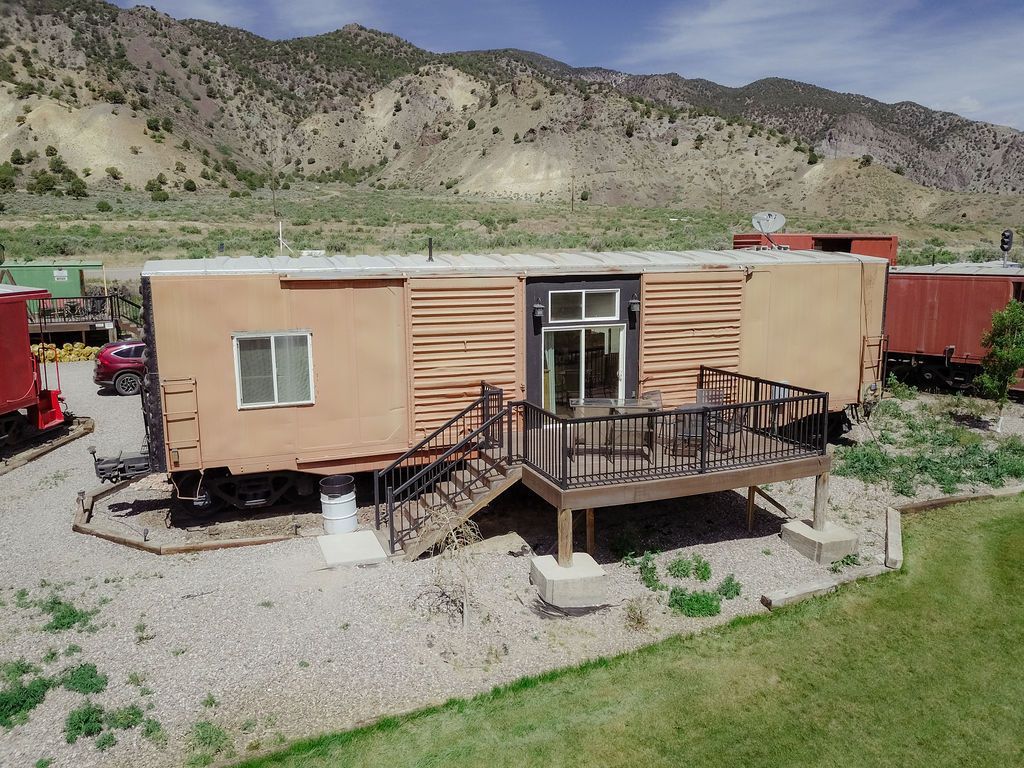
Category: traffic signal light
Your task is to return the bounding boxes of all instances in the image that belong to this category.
[1001,229,1014,253]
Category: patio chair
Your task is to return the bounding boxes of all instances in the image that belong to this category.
[569,404,613,460]
[606,409,655,463]
[667,405,705,459]
[708,403,747,455]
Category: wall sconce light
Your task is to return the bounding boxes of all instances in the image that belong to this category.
[532,302,545,320]
[628,294,641,315]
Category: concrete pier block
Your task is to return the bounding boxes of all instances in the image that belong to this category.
[780,519,859,564]
[530,553,607,608]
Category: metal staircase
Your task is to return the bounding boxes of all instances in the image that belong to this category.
[375,384,520,560]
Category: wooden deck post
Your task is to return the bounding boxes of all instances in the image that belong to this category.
[746,487,756,533]
[813,472,830,531]
[585,508,595,555]
[557,508,573,567]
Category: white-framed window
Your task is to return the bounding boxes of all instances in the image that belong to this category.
[548,289,619,323]
[232,331,314,409]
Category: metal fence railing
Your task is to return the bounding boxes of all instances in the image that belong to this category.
[509,366,828,489]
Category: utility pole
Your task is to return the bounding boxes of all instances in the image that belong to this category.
[570,174,575,213]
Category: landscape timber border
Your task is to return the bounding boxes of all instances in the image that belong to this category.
[72,475,296,555]
[760,484,1024,611]
[0,417,94,477]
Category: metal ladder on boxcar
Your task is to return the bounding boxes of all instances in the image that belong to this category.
[374,383,520,559]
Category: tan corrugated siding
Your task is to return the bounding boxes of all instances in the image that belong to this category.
[409,277,521,436]
[639,271,744,406]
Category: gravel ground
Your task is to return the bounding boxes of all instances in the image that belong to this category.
[2,365,1016,767]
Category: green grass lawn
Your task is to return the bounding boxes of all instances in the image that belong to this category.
[241,496,1023,767]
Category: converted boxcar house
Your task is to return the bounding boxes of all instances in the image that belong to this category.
[123,248,886,572]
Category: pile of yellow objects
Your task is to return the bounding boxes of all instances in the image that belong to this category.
[31,342,102,362]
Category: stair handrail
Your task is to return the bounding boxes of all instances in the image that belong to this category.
[374,382,503,528]
[387,406,507,553]
[390,408,506,501]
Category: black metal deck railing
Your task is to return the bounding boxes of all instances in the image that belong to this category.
[507,367,828,490]
[374,369,828,553]
[27,294,142,329]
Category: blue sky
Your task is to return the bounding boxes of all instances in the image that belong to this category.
[114,0,1024,129]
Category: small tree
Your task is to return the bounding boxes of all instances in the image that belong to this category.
[183,178,197,192]
[977,300,1024,431]
[105,166,122,180]
[467,119,476,130]
[66,177,88,198]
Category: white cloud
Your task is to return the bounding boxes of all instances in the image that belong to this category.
[615,0,1024,129]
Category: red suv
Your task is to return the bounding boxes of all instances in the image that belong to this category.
[94,340,146,396]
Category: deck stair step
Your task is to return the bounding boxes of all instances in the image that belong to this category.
[400,465,522,562]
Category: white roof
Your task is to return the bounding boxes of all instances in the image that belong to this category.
[0,283,48,297]
[142,249,886,278]
[892,261,1024,277]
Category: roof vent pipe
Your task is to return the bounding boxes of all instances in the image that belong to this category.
[428,237,433,262]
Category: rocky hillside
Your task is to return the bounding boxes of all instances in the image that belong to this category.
[0,0,1020,215]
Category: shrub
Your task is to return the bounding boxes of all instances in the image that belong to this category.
[66,177,87,198]
[175,161,186,173]
[859,154,873,168]
[146,116,160,131]
[96,200,112,212]
[44,145,58,157]
[467,119,476,130]
[183,178,197,192]
[150,190,169,202]
[492,126,500,134]
[10,148,25,165]
[668,588,721,617]
[671,137,679,146]
[579,190,590,201]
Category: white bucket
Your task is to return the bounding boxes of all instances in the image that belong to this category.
[320,475,357,534]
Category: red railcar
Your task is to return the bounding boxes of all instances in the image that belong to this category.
[885,263,1024,391]
[0,283,67,451]
[734,233,898,266]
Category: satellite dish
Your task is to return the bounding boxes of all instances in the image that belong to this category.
[752,211,786,234]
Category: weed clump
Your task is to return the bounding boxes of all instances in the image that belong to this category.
[61,663,107,694]
[65,702,105,743]
[623,552,667,592]
[38,595,97,633]
[716,574,742,600]
[693,555,712,582]
[667,556,692,579]
[0,676,52,728]
[668,588,722,617]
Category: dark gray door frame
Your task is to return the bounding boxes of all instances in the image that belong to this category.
[524,275,641,407]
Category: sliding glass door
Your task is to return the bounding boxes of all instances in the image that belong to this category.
[542,325,624,415]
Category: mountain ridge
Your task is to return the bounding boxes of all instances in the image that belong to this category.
[0,0,1020,214]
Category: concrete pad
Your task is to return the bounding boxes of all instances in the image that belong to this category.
[530,553,607,609]
[780,519,859,564]
[885,507,904,570]
[317,530,388,567]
